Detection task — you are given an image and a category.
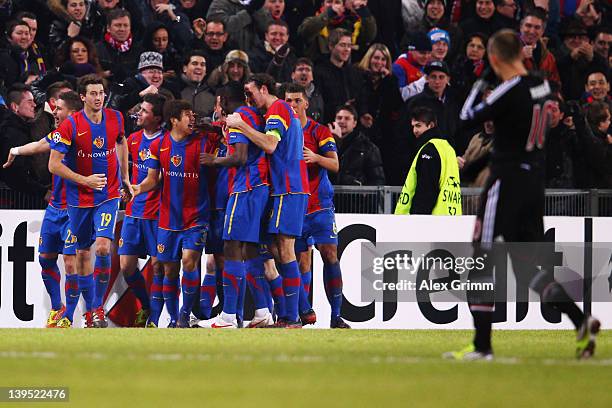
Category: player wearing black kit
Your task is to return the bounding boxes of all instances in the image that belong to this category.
[444,29,600,361]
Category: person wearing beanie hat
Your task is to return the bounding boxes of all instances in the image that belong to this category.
[428,28,451,62]
[207,49,253,90]
[402,0,463,63]
[108,50,178,120]
[392,31,432,101]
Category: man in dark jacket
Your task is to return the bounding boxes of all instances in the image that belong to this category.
[314,28,364,124]
[329,105,385,186]
[206,0,273,51]
[188,18,231,74]
[177,50,216,119]
[248,20,297,82]
[406,61,462,153]
[460,0,504,37]
[0,85,50,207]
[95,9,143,83]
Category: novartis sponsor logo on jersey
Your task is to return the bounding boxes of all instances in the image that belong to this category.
[77,146,117,158]
[162,169,199,179]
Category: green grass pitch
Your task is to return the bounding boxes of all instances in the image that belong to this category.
[0,329,611,407]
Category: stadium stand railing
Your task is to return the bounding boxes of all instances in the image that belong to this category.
[1,185,611,216]
[333,186,612,216]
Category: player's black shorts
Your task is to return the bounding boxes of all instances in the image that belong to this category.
[476,165,545,243]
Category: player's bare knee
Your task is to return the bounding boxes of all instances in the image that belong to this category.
[319,244,338,264]
[95,240,111,257]
[63,255,76,275]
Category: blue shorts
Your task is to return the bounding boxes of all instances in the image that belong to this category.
[267,193,308,237]
[118,216,158,257]
[206,209,225,254]
[67,198,119,250]
[156,225,208,263]
[223,185,269,243]
[39,205,77,255]
[295,208,338,253]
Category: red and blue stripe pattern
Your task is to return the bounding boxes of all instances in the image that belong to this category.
[147,132,210,231]
[205,129,232,210]
[227,106,269,193]
[125,129,164,219]
[303,119,336,214]
[45,133,68,209]
[264,100,309,195]
[49,109,124,208]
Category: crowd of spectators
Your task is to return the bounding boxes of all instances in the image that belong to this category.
[0,0,610,208]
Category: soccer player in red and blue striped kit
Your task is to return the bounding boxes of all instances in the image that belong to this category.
[133,100,211,328]
[118,94,167,328]
[284,84,351,329]
[201,82,275,329]
[226,74,310,328]
[196,115,229,325]
[3,91,83,328]
[49,75,131,328]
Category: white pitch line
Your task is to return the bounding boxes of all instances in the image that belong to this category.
[1,351,610,366]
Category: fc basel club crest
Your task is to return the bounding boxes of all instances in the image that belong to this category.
[118,238,124,247]
[94,136,105,149]
[139,149,151,161]
[157,243,165,254]
[171,154,182,167]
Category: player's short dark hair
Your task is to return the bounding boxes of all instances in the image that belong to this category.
[488,29,522,63]
[410,106,438,126]
[7,83,31,106]
[335,104,358,120]
[183,49,207,67]
[218,81,245,114]
[77,74,106,96]
[585,100,610,129]
[163,99,192,130]
[247,73,277,96]
[282,83,307,99]
[267,19,289,32]
[328,28,352,48]
[46,81,74,101]
[106,8,131,26]
[58,90,83,112]
[143,93,166,118]
[293,57,314,72]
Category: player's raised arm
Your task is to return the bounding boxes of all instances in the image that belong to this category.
[3,138,50,168]
[226,112,279,154]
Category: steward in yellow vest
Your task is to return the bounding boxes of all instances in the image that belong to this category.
[394,107,462,215]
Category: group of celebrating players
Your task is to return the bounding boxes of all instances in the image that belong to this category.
[5,72,350,330]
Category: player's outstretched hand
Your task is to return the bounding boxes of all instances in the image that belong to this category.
[84,173,107,190]
[200,153,216,166]
[225,112,245,129]
[303,146,318,164]
[3,149,17,168]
